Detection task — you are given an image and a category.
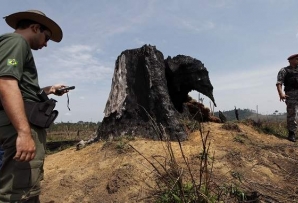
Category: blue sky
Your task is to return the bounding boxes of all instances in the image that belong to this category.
[1,0,298,122]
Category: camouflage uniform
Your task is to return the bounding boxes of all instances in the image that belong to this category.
[277,66,298,133]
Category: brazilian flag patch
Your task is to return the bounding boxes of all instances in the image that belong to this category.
[7,59,18,67]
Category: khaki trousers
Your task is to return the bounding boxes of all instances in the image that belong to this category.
[0,111,46,203]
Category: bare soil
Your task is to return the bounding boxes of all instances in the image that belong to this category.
[40,122,298,203]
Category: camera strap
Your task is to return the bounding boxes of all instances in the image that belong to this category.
[66,92,71,111]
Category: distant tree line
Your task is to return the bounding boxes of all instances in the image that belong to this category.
[47,108,287,132]
[214,108,286,121]
[47,121,101,132]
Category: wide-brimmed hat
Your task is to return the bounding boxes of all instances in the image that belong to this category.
[4,10,63,42]
[288,54,298,60]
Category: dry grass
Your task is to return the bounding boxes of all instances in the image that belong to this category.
[40,119,298,202]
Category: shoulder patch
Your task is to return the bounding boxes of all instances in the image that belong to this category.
[7,59,18,67]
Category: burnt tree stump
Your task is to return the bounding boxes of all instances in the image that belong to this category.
[165,55,216,112]
[97,45,215,141]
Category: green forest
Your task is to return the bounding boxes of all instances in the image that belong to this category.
[214,108,286,122]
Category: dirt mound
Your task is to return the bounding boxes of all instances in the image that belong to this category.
[40,122,298,203]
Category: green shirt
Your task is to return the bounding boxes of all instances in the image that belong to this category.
[0,33,40,102]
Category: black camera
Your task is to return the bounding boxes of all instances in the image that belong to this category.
[56,86,75,94]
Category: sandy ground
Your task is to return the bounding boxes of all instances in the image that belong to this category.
[40,122,298,203]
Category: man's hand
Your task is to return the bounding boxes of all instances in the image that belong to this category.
[14,133,36,162]
[42,84,68,96]
[276,83,287,102]
[279,93,288,102]
[0,76,36,161]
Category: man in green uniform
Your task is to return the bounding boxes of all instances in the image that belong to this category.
[0,10,69,202]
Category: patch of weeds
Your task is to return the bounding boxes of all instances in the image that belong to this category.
[230,171,243,182]
[225,150,244,167]
[101,136,132,154]
[241,118,258,126]
[261,124,287,138]
[156,181,198,203]
[130,124,224,202]
[196,150,214,162]
[113,135,135,141]
[222,122,241,132]
[130,106,249,202]
[180,118,201,133]
[242,119,288,138]
[222,184,247,202]
[218,183,259,202]
[226,150,241,159]
[116,140,130,154]
[101,140,112,150]
[229,184,246,201]
[233,136,245,144]
[233,133,248,144]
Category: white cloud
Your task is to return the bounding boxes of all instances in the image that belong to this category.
[211,63,283,92]
[60,45,93,53]
[39,44,114,83]
[180,19,215,33]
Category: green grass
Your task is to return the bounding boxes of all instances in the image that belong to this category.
[242,119,288,139]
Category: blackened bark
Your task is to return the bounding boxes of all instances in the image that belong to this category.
[97,45,216,141]
[165,55,216,112]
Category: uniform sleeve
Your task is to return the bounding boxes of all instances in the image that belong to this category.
[0,36,28,81]
[276,68,286,85]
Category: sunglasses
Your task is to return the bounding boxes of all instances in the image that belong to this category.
[39,25,51,42]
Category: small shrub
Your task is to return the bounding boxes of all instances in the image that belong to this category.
[229,184,246,201]
[243,119,288,138]
[222,122,241,132]
[116,140,130,154]
[102,136,132,154]
[130,107,249,202]
[233,133,248,144]
[180,118,201,133]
